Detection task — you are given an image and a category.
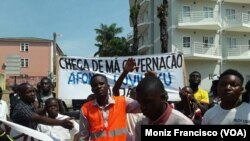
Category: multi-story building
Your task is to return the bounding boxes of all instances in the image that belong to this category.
[0,37,63,90]
[129,0,250,91]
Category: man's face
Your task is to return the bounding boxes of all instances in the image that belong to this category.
[218,74,242,104]
[180,87,193,100]
[136,89,163,120]
[46,100,59,118]
[41,79,51,92]
[23,85,36,103]
[189,72,201,86]
[91,76,109,99]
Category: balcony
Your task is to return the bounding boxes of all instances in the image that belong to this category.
[177,42,221,60]
[138,16,151,34]
[138,39,152,54]
[129,13,151,33]
[223,0,250,4]
[224,45,250,60]
[177,11,221,30]
[138,0,150,15]
[223,13,250,32]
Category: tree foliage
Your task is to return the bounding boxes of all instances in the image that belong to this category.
[94,23,130,57]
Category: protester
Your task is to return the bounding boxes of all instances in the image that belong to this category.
[79,74,140,141]
[175,86,202,125]
[0,86,9,121]
[189,71,209,114]
[36,77,66,114]
[135,76,193,141]
[202,69,250,124]
[37,98,79,141]
[11,83,74,130]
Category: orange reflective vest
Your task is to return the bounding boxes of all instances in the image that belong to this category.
[82,96,127,141]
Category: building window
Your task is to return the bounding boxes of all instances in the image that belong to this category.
[226,9,235,20]
[227,38,236,48]
[183,6,190,17]
[183,36,190,48]
[21,58,29,68]
[20,43,29,52]
[203,7,213,18]
[203,36,214,48]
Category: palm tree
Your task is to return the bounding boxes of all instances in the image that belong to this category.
[109,37,130,56]
[157,0,168,53]
[94,23,122,57]
[130,0,140,55]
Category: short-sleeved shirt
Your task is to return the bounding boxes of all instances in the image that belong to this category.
[202,102,250,125]
[194,88,209,104]
[11,100,37,129]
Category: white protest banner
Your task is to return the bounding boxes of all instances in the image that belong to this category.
[58,52,184,101]
[0,120,53,141]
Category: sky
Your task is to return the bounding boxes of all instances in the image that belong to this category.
[0,0,132,57]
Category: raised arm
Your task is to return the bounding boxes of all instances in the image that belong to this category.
[112,58,136,96]
[178,87,192,117]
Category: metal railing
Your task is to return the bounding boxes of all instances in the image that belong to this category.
[178,11,219,24]
[224,13,250,28]
[177,42,220,56]
[226,45,250,57]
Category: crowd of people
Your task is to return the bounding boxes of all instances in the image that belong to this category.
[0,77,78,141]
[0,58,250,141]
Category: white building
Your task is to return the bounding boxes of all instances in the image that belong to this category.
[128,0,250,91]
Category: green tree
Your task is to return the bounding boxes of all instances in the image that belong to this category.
[157,0,168,53]
[130,0,140,55]
[94,23,130,57]
[109,37,130,56]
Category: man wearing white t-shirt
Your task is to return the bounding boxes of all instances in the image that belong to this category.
[202,69,250,125]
